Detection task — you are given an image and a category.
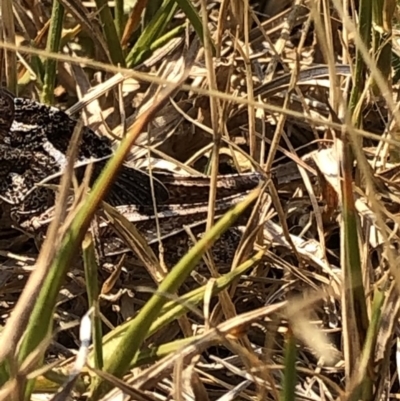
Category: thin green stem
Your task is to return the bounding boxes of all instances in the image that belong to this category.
[41,0,65,104]
[94,0,125,66]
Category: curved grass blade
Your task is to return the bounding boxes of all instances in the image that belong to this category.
[33,249,262,393]
[15,84,180,400]
[92,249,264,367]
[90,186,261,398]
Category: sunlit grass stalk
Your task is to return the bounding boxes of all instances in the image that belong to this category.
[42,0,64,104]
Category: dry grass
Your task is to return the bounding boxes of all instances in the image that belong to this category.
[0,0,400,400]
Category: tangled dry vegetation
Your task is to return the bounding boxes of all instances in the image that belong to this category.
[1,0,400,400]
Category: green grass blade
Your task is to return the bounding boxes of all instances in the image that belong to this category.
[359,288,384,400]
[341,139,369,379]
[114,0,126,39]
[41,0,64,104]
[143,0,164,26]
[371,0,394,95]
[348,0,372,122]
[280,328,297,401]
[93,249,264,367]
[125,0,178,67]
[94,0,125,66]
[15,86,178,398]
[134,336,203,366]
[174,0,214,53]
[82,232,104,373]
[0,359,10,388]
[90,186,261,398]
[1,0,17,93]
